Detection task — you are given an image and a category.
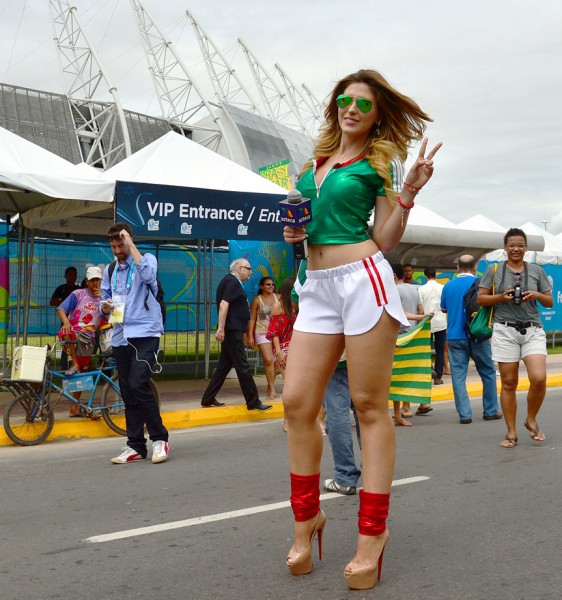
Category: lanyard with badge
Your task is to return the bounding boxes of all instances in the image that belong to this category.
[109,262,134,324]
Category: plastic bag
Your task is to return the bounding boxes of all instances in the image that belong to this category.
[99,327,113,353]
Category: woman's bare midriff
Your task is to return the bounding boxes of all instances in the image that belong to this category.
[307,239,380,270]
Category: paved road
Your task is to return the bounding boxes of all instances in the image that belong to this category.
[1,391,560,600]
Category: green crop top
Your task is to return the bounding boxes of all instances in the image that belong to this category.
[296,156,402,245]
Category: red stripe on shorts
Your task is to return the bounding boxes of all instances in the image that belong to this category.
[362,258,383,306]
[367,256,388,304]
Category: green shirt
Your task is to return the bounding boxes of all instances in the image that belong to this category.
[296,157,390,245]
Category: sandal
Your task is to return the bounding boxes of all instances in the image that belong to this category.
[524,420,545,442]
[64,367,80,376]
[416,406,433,415]
[500,436,518,448]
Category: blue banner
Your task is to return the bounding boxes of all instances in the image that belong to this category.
[115,181,286,241]
[539,264,562,331]
[228,240,293,298]
[409,261,562,333]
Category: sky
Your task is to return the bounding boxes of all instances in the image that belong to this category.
[1,0,561,233]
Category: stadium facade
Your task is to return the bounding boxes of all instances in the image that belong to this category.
[0,81,313,182]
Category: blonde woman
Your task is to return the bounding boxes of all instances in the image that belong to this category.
[282,69,441,590]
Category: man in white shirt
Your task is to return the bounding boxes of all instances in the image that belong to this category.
[418,267,448,385]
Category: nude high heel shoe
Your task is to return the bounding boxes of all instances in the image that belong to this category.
[344,529,390,590]
[344,490,390,590]
[286,509,326,575]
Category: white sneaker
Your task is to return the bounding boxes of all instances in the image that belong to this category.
[111,447,145,464]
[152,440,169,464]
[324,478,356,495]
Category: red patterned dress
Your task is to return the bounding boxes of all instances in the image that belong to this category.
[266,312,297,367]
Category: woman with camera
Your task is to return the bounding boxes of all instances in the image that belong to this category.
[478,228,553,448]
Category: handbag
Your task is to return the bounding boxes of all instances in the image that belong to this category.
[468,264,497,341]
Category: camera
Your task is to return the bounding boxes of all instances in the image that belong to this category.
[512,277,523,305]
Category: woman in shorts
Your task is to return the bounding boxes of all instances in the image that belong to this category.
[248,276,279,399]
[478,228,553,448]
[282,69,441,590]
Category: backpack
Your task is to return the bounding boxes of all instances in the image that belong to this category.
[463,278,481,340]
[463,264,499,341]
[107,262,166,328]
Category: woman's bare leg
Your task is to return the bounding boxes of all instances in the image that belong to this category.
[498,362,519,441]
[344,311,399,572]
[258,342,277,398]
[283,330,344,557]
[522,353,547,439]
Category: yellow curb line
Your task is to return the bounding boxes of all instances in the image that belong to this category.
[431,373,562,402]
[2,374,562,447]
[0,403,285,447]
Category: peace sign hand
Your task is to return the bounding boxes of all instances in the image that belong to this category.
[404,138,443,191]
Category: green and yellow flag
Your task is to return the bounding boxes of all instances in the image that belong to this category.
[389,316,433,406]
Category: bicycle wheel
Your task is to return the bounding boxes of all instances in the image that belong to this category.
[100,374,126,436]
[100,374,160,436]
[3,394,55,446]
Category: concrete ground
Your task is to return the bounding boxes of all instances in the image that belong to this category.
[1,355,561,446]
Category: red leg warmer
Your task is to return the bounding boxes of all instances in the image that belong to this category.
[290,473,320,522]
[358,490,390,536]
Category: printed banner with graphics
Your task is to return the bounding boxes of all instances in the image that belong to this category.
[230,160,295,292]
[258,159,293,190]
[0,223,9,343]
[6,239,230,335]
[115,181,286,241]
[389,316,433,405]
[415,261,562,333]
[537,264,562,331]
[228,240,292,297]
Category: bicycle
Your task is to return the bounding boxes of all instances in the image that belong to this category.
[2,343,160,446]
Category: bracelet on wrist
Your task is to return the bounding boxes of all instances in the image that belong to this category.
[403,182,422,193]
[397,195,414,210]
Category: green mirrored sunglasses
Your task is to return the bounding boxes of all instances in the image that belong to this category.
[336,94,374,114]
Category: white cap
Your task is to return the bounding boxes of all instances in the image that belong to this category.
[86,266,103,280]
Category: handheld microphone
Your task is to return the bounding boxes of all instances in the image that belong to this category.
[279,189,312,260]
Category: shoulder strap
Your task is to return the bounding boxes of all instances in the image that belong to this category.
[498,262,506,291]
[108,261,116,279]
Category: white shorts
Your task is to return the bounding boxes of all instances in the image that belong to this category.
[491,322,547,363]
[294,252,410,336]
[255,332,270,346]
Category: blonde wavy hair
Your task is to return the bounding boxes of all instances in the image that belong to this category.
[300,69,432,202]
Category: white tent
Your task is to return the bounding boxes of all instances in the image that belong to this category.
[0,126,114,228]
[104,131,284,195]
[1,129,287,235]
[457,214,505,233]
[407,204,456,228]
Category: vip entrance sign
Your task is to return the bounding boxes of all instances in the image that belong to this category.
[115,180,285,241]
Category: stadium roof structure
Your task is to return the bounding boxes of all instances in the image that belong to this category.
[0,2,549,266]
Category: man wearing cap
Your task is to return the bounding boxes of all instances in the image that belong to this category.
[57,266,103,415]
